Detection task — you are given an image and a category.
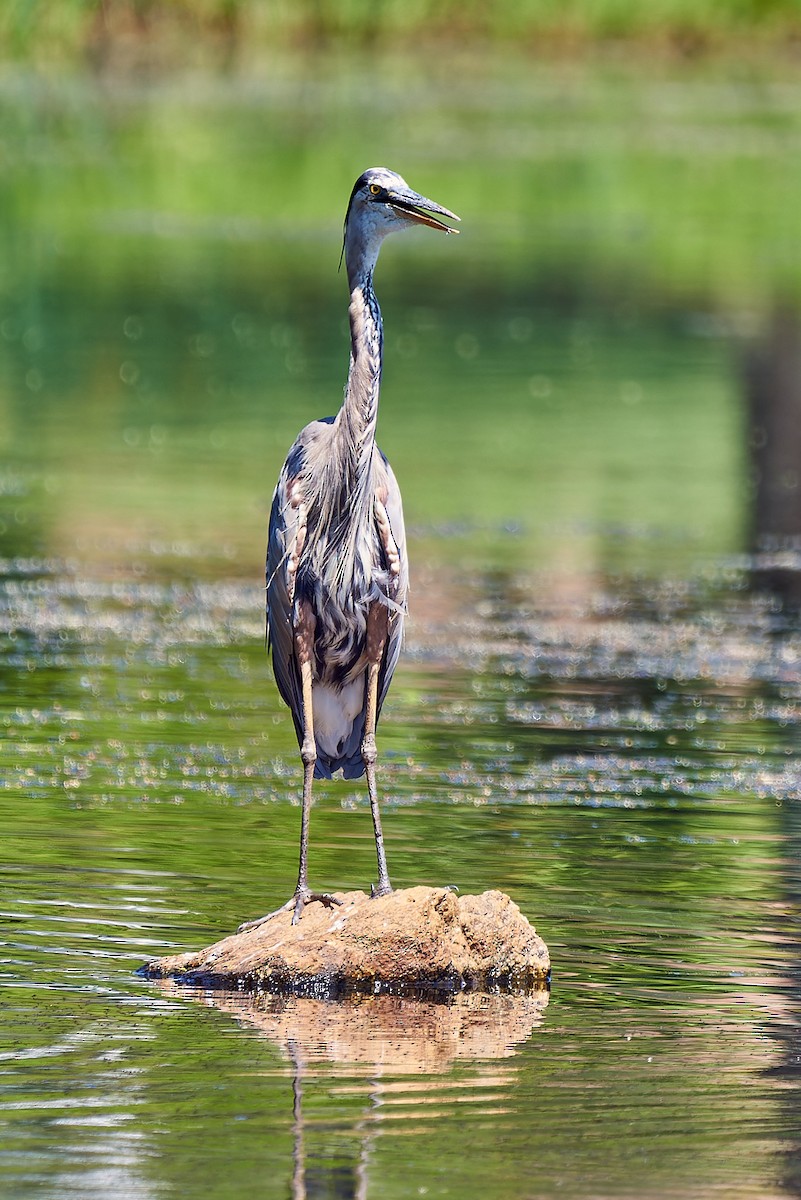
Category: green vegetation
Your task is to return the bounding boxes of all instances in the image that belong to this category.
[1,0,800,60]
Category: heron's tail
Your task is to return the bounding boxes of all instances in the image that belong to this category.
[313,751,366,781]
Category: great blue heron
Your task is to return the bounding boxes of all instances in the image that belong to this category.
[239,168,460,931]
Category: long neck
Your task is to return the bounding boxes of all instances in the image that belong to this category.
[340,272,383,461]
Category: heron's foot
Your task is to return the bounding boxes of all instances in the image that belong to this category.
[370,880,393,900]
[291,889,342,926]
[237,889,342,935]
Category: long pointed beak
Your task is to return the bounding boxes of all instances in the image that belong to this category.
[388,188,461,234]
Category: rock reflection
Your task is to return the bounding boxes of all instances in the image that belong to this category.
[159,985,547,1199]
[193,987,548,1070]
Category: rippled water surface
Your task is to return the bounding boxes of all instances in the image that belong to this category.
[3,55,801,1200]
[4,562,801,1198]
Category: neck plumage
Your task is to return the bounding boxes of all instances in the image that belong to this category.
[341,272,382,455]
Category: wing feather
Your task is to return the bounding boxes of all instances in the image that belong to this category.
[266,446,306,746]
[375,450,408,717]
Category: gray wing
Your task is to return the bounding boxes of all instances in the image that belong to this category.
[266,443,307,743]
[376,450,409,717]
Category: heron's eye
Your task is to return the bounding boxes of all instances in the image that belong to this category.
[369,184,381,196]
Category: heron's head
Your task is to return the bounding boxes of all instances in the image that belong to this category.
[343,167,459,285]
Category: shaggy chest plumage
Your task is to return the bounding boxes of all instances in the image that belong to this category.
[295,473,385,688]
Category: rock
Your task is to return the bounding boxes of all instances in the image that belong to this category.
[141,886,550,996]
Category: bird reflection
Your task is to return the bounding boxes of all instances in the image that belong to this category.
[287,1037,372,1200]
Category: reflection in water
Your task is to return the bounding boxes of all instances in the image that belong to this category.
[189,988,548,1070]
[0,1021,163,1200]
[745,305,801,606]
[162,987,548,1199]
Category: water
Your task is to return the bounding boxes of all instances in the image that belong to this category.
[4,565,801,1197]
[3,53,801,1199]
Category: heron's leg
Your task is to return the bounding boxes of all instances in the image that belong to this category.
[237,603,341,933]
[294,640,318,921]
[289,605,343,924]
[363,603,392,898]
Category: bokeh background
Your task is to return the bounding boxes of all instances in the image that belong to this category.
[2,0,800,583]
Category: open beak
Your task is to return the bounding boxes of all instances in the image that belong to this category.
[388,188,461,234]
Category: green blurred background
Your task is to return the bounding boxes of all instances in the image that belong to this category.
[3,5,799,583]
[2,0,800,58]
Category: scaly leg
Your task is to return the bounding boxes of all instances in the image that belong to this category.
[291,647,341,923]
[238,603,341,933]
[363,603,392,898]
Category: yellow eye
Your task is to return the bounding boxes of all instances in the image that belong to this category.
[369,184,381,196]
